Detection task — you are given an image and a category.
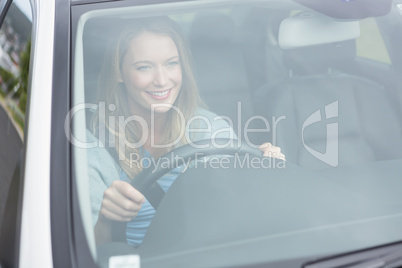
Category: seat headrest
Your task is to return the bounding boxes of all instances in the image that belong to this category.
[283,40,356,75]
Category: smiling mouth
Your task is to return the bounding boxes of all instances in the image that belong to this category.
[147,89,170,96]
[146,89,172,100]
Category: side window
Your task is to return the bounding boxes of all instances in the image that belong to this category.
[356,18,392,64]
[0,0,31,237]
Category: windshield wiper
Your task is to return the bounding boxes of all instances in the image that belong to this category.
[304,243,402,268]
[348,250,402,268]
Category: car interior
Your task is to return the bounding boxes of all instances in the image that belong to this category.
[82,4,402,168]
[72,0,402,266]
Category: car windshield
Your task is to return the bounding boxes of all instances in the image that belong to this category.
[69,0,402,267]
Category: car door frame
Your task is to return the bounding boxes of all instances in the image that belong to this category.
[0,1,26,267]
[0,0,12,26]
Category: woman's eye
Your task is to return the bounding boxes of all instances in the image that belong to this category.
[167,61,179,67]
[137,65,151,71]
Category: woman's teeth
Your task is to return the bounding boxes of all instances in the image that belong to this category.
[148,89,170,96]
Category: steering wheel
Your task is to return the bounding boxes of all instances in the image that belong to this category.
[111,138,264,242]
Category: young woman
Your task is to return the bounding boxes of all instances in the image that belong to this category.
[88,16,285,247]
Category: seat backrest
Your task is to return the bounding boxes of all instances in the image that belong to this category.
[254,41,402,169]
[188,12,254,134]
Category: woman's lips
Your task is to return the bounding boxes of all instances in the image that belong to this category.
[146,88,172,100]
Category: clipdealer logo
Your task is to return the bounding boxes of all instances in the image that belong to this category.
[302,101,339,167]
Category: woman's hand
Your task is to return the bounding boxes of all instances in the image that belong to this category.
[259,142,286,161]
[100,180,145,222]
[95,180,145,244]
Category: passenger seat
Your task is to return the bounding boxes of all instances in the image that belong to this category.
[254,41,402,169]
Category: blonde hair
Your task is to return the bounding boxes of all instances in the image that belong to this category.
[93,16,202,179]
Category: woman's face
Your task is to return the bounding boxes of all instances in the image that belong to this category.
[119,31,183,115]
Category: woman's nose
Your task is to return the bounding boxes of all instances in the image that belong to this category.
[153,67,168,87]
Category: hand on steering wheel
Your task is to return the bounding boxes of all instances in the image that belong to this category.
[111,138,283,242]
